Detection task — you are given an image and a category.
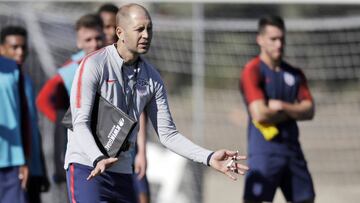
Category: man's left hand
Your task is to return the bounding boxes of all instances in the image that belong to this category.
[87,157,118,180]
[209,150,249,180]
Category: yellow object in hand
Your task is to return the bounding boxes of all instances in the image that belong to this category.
[252,120,279,141]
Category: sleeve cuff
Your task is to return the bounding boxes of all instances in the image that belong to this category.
[206,152,215,166]
[92,155,108,168]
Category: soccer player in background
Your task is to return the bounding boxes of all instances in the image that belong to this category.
[240,15,315,203]
[36,14,105,198]
[98,3,119,45]
[0,40,31,203]
[65,3,248,202]
[0,25,50,203]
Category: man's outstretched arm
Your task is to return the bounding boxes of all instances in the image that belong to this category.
[147,76,248,180]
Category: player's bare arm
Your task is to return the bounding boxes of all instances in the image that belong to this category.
[249,99,289,124]
[268,99,314,121]
[134,112,148,179]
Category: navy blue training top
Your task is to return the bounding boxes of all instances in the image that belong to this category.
[240,57,313,157]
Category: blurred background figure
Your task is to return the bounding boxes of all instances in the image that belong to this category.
[133,113,151,203]
[36,13,104,201]
[0,39,30,203]
[98,3,119,45]
[0,25,50,203]
[0,56,28,203]
[240,15,315,203]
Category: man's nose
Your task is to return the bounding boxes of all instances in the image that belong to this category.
[142,30,149,39]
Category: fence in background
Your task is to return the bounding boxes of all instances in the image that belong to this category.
[0,2,359,202]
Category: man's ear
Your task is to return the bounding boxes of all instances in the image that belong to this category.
[116,26,124,42]
[256,34,263,47]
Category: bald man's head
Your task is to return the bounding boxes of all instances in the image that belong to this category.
[116,3,151,28]
[115,3,152,59]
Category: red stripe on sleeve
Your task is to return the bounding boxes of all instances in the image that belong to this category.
[75,59,86,108]
[75,49,104,108]
[297,70,313,102]
[240,57,265,104]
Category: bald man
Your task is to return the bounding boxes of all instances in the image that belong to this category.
[99,4,151,203]
[64,4,249,202]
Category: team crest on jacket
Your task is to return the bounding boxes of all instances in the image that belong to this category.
[283,72,295,86]
[135,78,149,96]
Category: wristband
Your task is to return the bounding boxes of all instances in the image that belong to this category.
[93,155,107,168]
[207,152,215,166]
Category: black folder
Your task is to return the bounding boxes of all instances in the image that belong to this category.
[62,93,137,157]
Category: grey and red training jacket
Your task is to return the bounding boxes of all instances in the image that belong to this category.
[65,45,212,173]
